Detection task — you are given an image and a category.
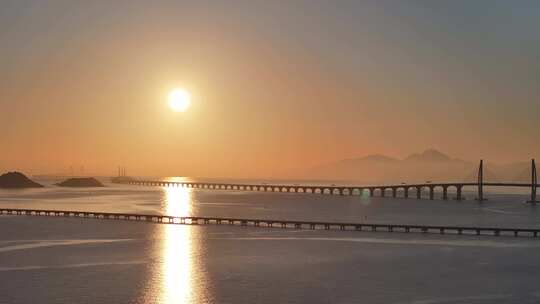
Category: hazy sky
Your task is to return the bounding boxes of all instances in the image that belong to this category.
[1,0,539,177]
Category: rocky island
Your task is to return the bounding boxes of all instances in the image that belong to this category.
[56,177,105,187]
[0,172,43,188]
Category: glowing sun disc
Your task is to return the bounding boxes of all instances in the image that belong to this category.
[168,88,191,112]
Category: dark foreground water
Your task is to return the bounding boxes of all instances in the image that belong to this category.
[1,180,540,303]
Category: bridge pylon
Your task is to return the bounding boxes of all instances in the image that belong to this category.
[528,159,537,204]
[476,160,487,201]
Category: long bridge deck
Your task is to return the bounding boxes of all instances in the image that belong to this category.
[122,180,540,201]
[2,208,540,238]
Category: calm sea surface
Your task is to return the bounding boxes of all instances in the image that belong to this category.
[1,178,540,303]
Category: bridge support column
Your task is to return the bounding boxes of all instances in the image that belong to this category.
[369,188,374,197]
[456,186,462,201]
[416,187,422,199]
[429,186,435,200]
[404,188,409,199]
[381,188,385,197]
[392,188,397,198]
[442,186,448,200]
[528,159,538,204]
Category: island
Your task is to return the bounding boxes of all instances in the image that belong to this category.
[56,177,105,187]
[0,172,44,188]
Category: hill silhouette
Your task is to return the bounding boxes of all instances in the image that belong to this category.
[404,148,452,162]
[0,172,43,188]
[307,149,539,184]
[56,177,104,187]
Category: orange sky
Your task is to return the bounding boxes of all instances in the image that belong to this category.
[1,1,539,178]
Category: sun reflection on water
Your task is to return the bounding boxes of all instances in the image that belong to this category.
[159,186,202,304]
[165,186,191,218]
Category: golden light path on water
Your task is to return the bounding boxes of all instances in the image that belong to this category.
[158,186,206,304]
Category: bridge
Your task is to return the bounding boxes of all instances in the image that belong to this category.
[119,159,539,203]
[2,208,540,238]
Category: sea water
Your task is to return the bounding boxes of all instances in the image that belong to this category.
[1,179,539,303]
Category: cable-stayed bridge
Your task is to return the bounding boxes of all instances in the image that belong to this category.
[118,159,538,203]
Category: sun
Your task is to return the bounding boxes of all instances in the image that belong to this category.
[168,88,191,112]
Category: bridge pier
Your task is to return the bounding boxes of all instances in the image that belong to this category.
[442,186,448,200]
[416,187,422,199]
[429,186,435,200]
[380,188,386,198]
[392,187,397,198]
[404,187,409,199]
[369,188,374,197]
[456,185,463,201]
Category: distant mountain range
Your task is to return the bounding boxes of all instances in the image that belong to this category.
[404,148,454,162]
[307,149,534,184]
